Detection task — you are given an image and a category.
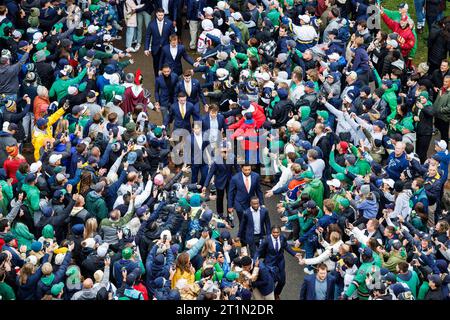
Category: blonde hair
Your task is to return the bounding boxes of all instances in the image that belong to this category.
[83,218,98,240]
[19,263,35,285]
[54,119,69,137]
[201,239,216,258]
[329,231,342,245]
[41,262,53,276]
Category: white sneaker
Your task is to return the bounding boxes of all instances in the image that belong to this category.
[135,43,141,51]
[126,47,136,53]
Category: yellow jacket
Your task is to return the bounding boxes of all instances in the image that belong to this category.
[171,269,195,289]
[32,107,66,160]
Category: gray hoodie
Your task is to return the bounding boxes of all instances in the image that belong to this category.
[71,266,110,300]
[0,52,29,95]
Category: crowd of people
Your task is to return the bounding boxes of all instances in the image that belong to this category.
[0,0,449,301]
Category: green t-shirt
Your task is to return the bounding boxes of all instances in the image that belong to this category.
[0,282,16,300]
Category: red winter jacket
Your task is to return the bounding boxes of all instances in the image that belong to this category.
[381,13,415,58]
[228,102,267,129]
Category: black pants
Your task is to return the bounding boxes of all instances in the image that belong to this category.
[216,184,229,217]
[247,234,262,258]
[416,134,432,163]
[152,51,162,77]
[273,266,286,296]
[435,117,449,144]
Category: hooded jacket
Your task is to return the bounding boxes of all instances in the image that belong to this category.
[21,182,41,214]
[12,222,35,250]
[397,270,420,298]
[35,252,72,299]
[85,190,108,223]
[0,52,29,95]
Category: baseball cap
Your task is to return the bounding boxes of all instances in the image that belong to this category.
[382,178,395,189]
[373,120,385,129]
[435,139,447,150]
[49,154,63,165]
[358,246,373,258]
[326,179,341,188]
[136,205,149,217]
[298,15,310,24]
[428,274,442,286]
[382,272,397,283]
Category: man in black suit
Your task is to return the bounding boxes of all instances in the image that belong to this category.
[238,197,271,257]
[255,226,301,300]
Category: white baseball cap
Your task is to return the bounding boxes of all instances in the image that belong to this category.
[298,15,310,24]
[32,32,43,44]
[231,12,243,21]
[87,25,99,34]
[435,140,447,150]
[203,7,214,15]
[30,161,43,174]
[382,178,395,189]
[326,179,341,188]
[49,154,63,165]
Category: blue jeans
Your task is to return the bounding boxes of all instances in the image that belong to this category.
[135,11,151,46]
[414,0,425,27]
[125,27,136,48]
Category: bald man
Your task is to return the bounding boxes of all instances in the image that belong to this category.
[386,142,409,180]
[71,257,111,300]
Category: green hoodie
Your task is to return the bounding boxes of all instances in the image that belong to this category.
[289,208,324,238]
[349,146,372,176]
[21,183,41,214]
[0,180,13,215]
[394,113,415,133]
[85,191,108,222]
[195,262,224,282]
[42,224,54,239]
[329,150,361,176]
[103,83,126,102]
[373,69,398,122]
[49,68,88,101]
[397,270,420,298]
[302,179,324,208]
[12,222,35,250]
[380,250,407,273]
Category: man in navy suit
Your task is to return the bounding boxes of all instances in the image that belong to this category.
[174,69,207,115]
[144,8,175,76]
[255,226,301,300]
[201,104,227,147]
[238,197,271,257]
[202,143,239,219]
[227,164,264,226]
[185,122,210,186]
[164,92,200,132]
[159,34,196,77]
[154,64,178,124]
[300,263,336,300]
[240,256,275,300]
[156,0,178,27]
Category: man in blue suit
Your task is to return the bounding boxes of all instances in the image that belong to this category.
[159,34,196,77]
[202,142,239,219]
[185,122,210,186]
[174,69,207,115]
[164,92,200,132]
[156,0,179,27]
[255,226,301,300]
[154,64,178,124]
[300,263,336,300]
[238,197,271,257]
[227,164,264,226]
[240,256,275,300]
[201,104,227,147]
[144,8,175,76]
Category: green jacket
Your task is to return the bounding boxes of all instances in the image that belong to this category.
[103,84,126,102]
[380,250,407,273]
[78,47,113,60]
[432,91,450,122]
[373,69,398,122]
[345,260,378,300]
[233,22,250,44]
[383,8,417,58]
[194,262,224,282]
[397,270,420,298]
[394,113,415,133]
[266,9,281,27]
[49,68,88,101]
[330,150,360,176]
[302,179,324,208]
[0,180,13,215]
[99,206,134,229]
[12,222,35,250]
[289,208,324,238]
[85,191,108,222]
[21,183,41,214]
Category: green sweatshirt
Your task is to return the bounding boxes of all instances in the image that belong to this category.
[373,69,398,122]
[194,262,224,282]
[397,270,420,298]
[330,150,360,176]
[394,113,415,133]
[21,183,41,215]
[0,180,13,215]
[345,260,378,300]
[49,68,88,101]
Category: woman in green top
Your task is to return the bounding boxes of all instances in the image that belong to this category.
[389,104,415,146]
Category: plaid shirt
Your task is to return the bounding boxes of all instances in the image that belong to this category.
[259,40,277,58]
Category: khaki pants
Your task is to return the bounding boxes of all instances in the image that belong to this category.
[189,20,199,50]
[252,288,275,300]
[428,203,436,228]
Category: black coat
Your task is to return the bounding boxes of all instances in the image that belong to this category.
[35,61,55,89]
[271,99,293,128]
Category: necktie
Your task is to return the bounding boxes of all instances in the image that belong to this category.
[245,176,250,193]
[180,104,185,119]
[364,230,369,236]
[275,239,279,252]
